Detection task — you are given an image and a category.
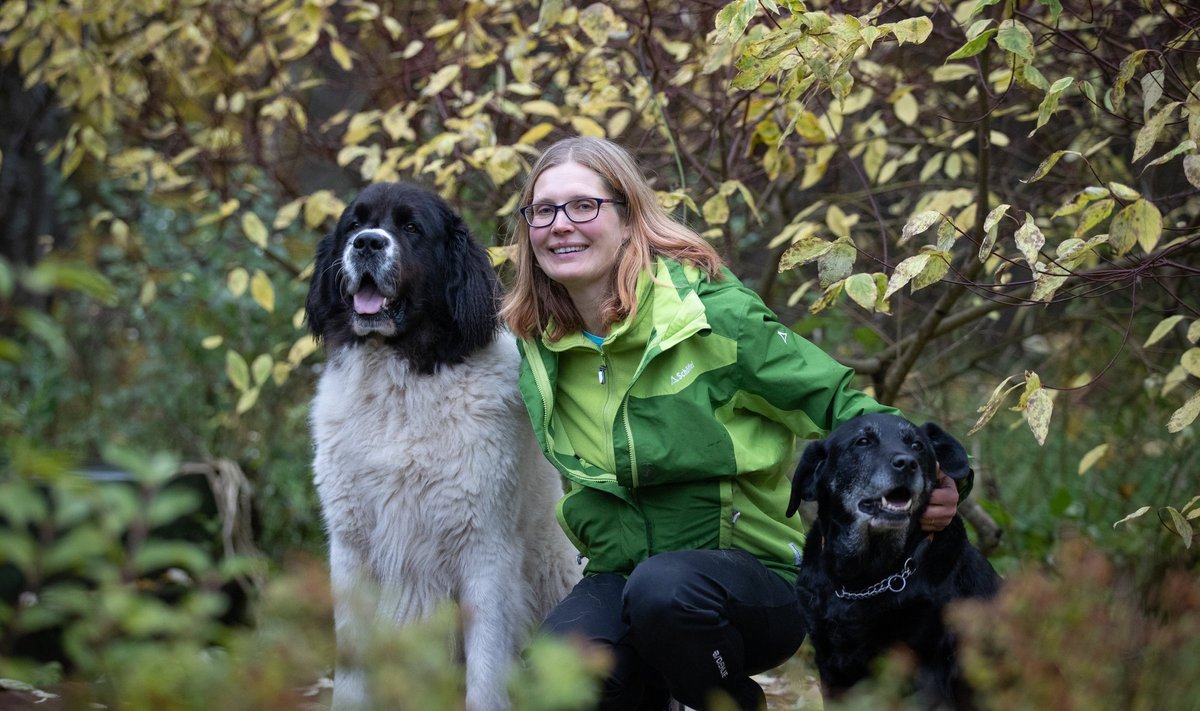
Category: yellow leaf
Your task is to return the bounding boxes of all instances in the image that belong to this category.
[227,268,249,297]
[485,146,521,186]
[1145,315,1185,347]
[1078,443,1108,475]
[1109,199,1161,256]
[1167,390,1200,433]
[425,18,459,38]
[251,354,273,386]
[844,273,877,312]
[579,3,617,46]
[250,269,275,313]
[518,122,555,145]
[421,64,461,97]
[884,254,930,299]
[330,40,353,71]
[607,109,632,137]
[274,198,303,230]
[569,115,605,138]
[225,350,250,392]
[702,193,729,225]
[201,335,223,350]
[522,100,561,119]
[967,374,1020,437]
[235,387,260,415]
[894,91,918,126]
[1182,347,1200,378]
[1133,102,1180,162]
[242,212,269,249]
[1023,386,1053,446]
[287,335,318,366]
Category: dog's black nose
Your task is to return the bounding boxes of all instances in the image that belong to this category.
[891,453,918,473]
[353,232,388,252]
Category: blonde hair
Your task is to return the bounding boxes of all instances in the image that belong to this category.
[501,137,723,341]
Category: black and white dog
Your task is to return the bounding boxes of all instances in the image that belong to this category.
[786,413,1000,709]
[306,183,577,711]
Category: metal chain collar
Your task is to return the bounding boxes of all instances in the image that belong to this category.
[834,555,919,601]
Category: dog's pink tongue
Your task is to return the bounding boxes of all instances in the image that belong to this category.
[353,286,385,315]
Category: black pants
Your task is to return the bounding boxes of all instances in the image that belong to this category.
[541,549,806,711]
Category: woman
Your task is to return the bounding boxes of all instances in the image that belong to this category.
[500,137,961,711]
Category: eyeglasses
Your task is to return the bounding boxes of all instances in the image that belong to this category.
[519,197,625,228]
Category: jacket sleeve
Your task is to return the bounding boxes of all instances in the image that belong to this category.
[729,284,899,436]
[726,285,975,498]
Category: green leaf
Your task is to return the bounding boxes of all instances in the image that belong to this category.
[980,203,1010,260]
[946,28,996,61]
[900,210,942,243]
[817,241,856,288]
[1134,102,1180,162]
[1109,199,1162,256]
[884,254,930,299]
[778,235,834,271]
[1111,49,1149,110]
[712,0,758,46]
[968,374,1020,436]
[995,20,1034,60]
[1166,390,1200,433]
[226,350,250,392]
[1030,76,1074,136]
[891,17,933,45]
[844,273,878,312]
[1184,154,1200,188]
[133,540,212,575]
[1024,150,1079,183]
[1161,507,1193,548]
[1073,198,1114,238]
[43,526,109,575]
[147,488,203,528]
[1143,138,1196,170]
[1113,505,1152,528]
[1015,214,1045,267]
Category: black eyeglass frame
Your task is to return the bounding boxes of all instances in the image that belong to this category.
[519,197,626,228]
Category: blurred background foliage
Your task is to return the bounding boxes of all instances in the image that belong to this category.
[1,0,1197,707]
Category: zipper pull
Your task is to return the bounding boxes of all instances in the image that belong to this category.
[598,364,607,385]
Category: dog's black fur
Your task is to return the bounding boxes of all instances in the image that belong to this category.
[306,182,500,373]
[787,413,1001,709]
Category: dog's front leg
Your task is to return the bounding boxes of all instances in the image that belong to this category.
[329,533,372,711]
[460,553,526,711]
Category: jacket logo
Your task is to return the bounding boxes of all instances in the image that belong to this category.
[670,361,695,385]
[777,330,789,344]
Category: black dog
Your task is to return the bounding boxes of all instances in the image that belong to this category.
[786,413,1000,709]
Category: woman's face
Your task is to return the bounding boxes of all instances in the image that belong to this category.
[527,161,625,308]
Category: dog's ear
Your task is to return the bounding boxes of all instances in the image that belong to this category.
[787,439,827,517]
[305,233,338,340]
[920,422,971,481]
[444,215,500,350]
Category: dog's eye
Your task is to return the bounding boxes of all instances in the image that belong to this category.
[402,223,419,234]
[855,436,871,447]
[910,441,925,452]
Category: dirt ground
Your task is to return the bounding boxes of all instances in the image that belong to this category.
[756,651,825,710]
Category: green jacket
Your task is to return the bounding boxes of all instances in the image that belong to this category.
[516,258,898,583]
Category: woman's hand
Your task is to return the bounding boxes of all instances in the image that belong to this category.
[920,467,959,532]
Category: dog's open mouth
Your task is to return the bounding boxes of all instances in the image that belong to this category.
[348,276,402,334]
[859,486,914,522]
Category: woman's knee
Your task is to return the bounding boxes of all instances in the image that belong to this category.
[622,551,725,628]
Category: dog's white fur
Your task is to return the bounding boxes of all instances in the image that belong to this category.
[311,334,578,710]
